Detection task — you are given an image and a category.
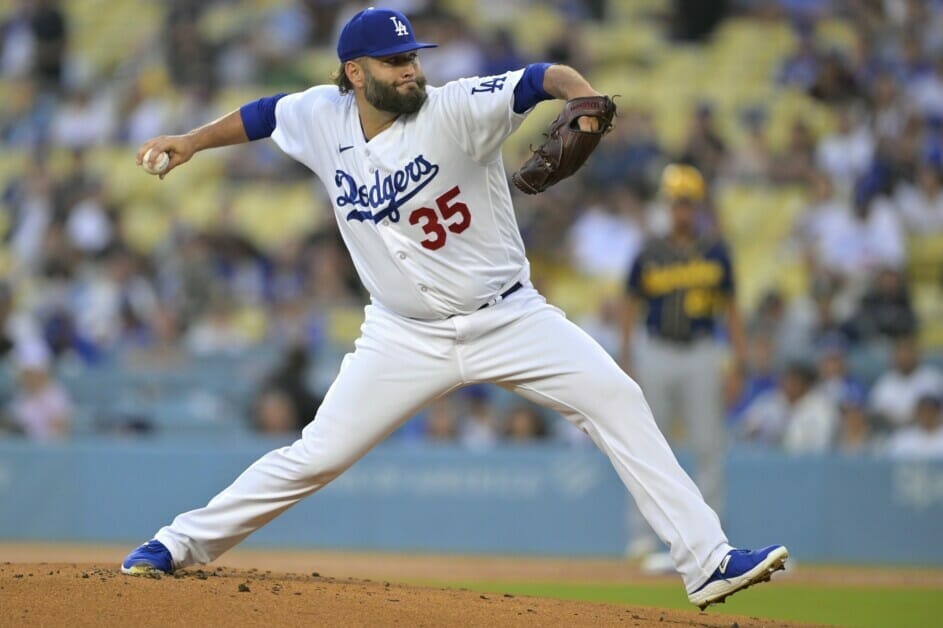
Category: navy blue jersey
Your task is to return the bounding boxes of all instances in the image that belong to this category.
[626,236,734,342]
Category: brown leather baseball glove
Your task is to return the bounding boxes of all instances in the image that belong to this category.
[511,95,616,195]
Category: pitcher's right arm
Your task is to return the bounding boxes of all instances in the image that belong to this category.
[135,94,285,179]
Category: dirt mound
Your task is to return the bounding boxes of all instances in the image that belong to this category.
[1,563,800,627]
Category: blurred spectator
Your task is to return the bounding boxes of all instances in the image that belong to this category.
[127,306,186,367]
[53,149,99,216]
[835,390,874,455]
[8,339,71,440]
[305,232,364,311]
[0,78,55,146]
[844,267,917,342]
[894,159,943,233]
[418,15,484,84]
[777,24,820,90]
[780,273,853,359]
[0,283,15,360]
[895,33,932,86]
[259,344,322,427]
[575,296,622,357]
[869,73,908,143]
[869,334,943,428]
[30,0,67,91]
[160,232,216,325]
[1,1,35,80]
[740,361,838,453]
[749,290,791,357]
[165,2,214,89]
[205,204,270,306]
[728,332,779,427]
[119,72,174,146]
[50,87,115,149]
[456,386,499,450]
[480,28,526,76]
[184,293,253,356]
[543,27,588,71]
[794,170,849,268]
[814,183,905,282]
[568,188,645,280]
[815,104,875,193]
[770,119,817,184]
[907,54,943,118]
[885,394,943,459]
[809,49,860,104]
[585,107,664,192]
[64,183,114,256]
[724,107,771,182]
[252,388,300,435]
[504,405,547,442]
[814,334,865,406]
[72,248,159,353]
[426,398,458,442]
[8,165,54,273]
[670,0,729,42]
[681,103,727,181]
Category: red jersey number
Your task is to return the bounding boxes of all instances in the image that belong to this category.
[409,186,471,250]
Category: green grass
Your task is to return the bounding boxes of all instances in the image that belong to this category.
[428,581,942,627]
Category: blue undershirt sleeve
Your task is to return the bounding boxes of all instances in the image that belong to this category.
[239,93,287,141]
[512,63,554,114]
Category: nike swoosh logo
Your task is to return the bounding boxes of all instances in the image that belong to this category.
[718,555,731,575]
[339,145,354,153]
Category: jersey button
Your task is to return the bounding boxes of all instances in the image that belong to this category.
[382,219,390,226]
[397,252,406,260]
[419,285,428,293]
[369,166,376,173]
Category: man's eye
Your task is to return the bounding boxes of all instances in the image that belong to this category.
[386,53,417,65]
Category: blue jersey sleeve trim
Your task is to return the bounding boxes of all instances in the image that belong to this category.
[240,93,287,141]
[513,63,553,114]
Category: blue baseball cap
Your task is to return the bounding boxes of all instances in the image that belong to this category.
[337,8,437,62]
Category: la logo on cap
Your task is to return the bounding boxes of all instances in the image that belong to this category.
[390,15,409,37]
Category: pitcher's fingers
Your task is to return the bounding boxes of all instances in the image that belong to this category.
[137,137,172,165]
[157,152,186,180]
[577,116,600,132]
[136,141,162,166]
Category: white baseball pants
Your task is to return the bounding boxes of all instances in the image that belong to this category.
[631,336,727,549]
[154,285,731,592]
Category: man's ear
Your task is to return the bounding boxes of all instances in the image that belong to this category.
[346,59,366,90]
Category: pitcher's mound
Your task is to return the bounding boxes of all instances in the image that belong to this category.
[2,563,795,627]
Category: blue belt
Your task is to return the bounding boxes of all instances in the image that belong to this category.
[478,281,523,310]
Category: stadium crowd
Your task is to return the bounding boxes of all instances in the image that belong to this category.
[1,0,942,459]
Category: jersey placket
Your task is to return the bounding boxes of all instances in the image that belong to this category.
[361,140,445,314]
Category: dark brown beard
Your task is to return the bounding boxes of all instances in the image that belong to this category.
[363,70,427,114]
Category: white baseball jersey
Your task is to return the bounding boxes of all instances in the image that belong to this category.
[271,69,531,320]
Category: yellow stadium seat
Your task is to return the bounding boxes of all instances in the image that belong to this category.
[229,182,324,249]
[123,201,170,254]
[171,180,226,229]
[0,152,29,186]
[908,233,943,283]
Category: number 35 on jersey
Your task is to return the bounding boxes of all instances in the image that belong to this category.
[408,185,471,251]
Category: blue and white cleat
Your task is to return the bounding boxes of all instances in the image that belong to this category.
[688,545,788,610]
[121,540,174,576]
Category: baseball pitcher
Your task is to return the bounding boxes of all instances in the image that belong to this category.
[121,9,786,609]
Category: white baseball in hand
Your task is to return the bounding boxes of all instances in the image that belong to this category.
[142,148,170,175]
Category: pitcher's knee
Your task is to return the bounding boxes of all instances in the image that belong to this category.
[589,371,646,410]
[286,432,358,485]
